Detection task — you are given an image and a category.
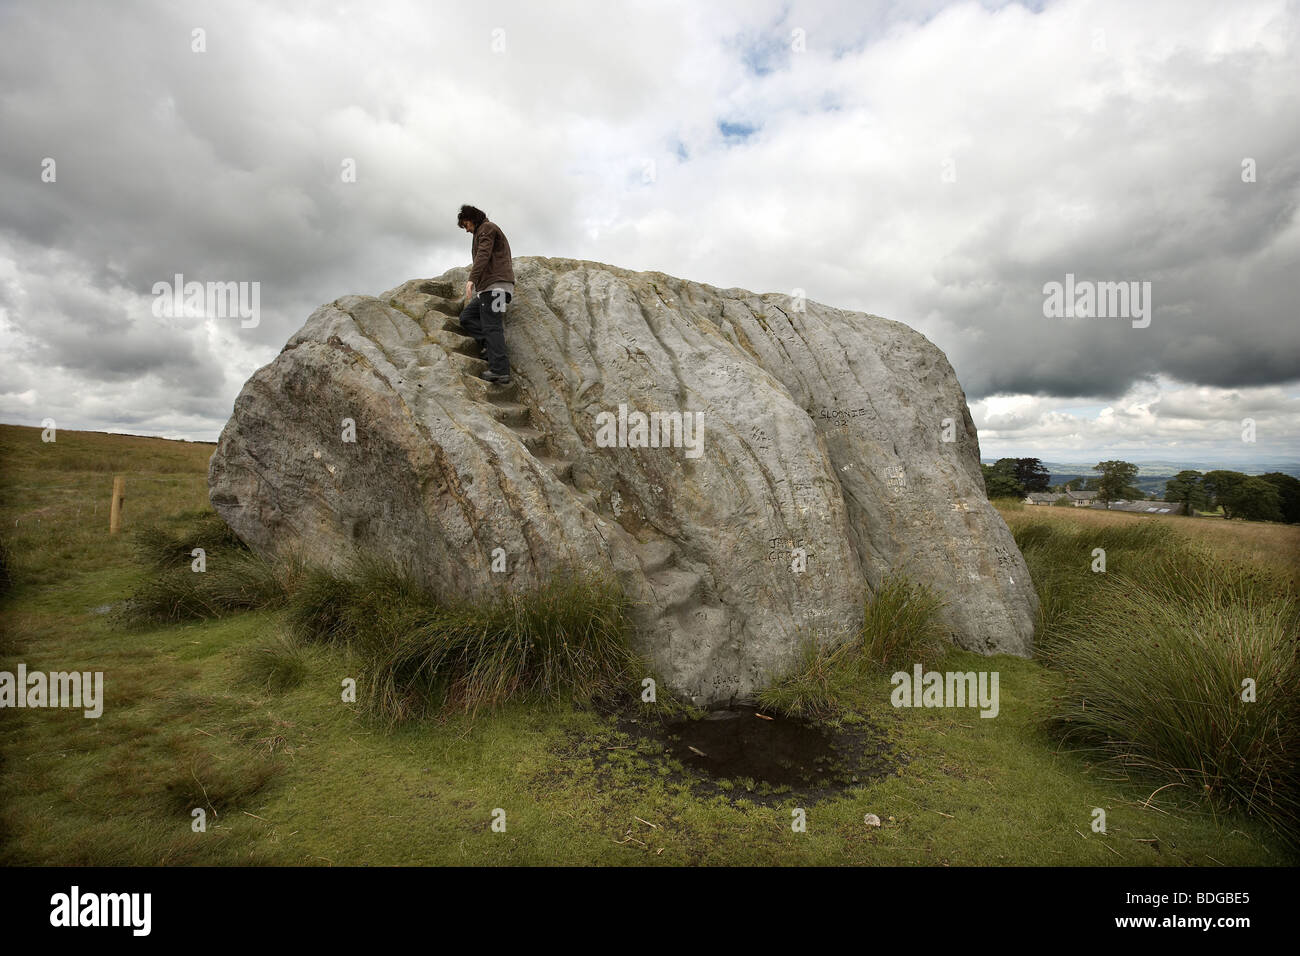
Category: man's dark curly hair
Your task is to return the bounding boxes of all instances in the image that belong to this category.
[457,204,487,228]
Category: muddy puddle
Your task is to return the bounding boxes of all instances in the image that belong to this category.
[665,705,841,787]
[589,703,900,805]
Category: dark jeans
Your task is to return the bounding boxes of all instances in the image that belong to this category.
[459,289,512,375]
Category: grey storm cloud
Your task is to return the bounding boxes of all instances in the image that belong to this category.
[0,266,221,390]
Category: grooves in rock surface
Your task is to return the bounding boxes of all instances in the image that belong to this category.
[209,257,1038,705]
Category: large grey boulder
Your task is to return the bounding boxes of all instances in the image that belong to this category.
[209,257,1036,704]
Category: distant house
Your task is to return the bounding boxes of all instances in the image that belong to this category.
[1024,492,1057,505]
[1066,490,1097,507]
[1090,499,1186,515]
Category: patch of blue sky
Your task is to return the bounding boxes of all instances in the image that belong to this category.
[739,33,790,76]
[717,119,761,141]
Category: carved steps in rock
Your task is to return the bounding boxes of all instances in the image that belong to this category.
[486,401,530,428]
[434,312,597,512]
[426,328,481,356]
[435,320,511,399]
[531,454,599,511]
[422,294,464,318]
[509,425,550,457]
[461,375,518,402]
[534,454,573,484]
[448,351,488,376]
[414,280,457,298]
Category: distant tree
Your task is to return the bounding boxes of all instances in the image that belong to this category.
[1093,460,1141,506]
[1164,470,1209,516]
[1260,472,1300,524]
[982,458,1024,498]
[1014,458,1051,492]
[1222,477,1283,522]
[1064,476,1099,491]
[1203,470,1248,519]
[984,474,1024,498]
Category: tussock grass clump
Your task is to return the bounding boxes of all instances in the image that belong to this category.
[1014,517,1177,573]
[757,635,854,720]
[1014,512,1300,847]
[130,513,246,571]
[130,525,198,571]
[759,575,948,720]
[859,574,948,671]
[119,513,292,624]
[1012,518,1186,648]
[160,750,281,817]
[286,551,434,648]
[1009,520,1060,553]
[288,555,640,723]
[240,633,311,693]
[118,548,288,624]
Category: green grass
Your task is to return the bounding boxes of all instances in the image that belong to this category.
[118,515,643,725]
[1013,522,1300,848]
[240,633,312,694]
[858,574,948,671]
[758,575,948,720]
[0,534,12,599]
[757,634,855,720]
[1053,576,1298,837]
[130,513,246,571]
[1013,518,1193,647]
[285,554,642,724]
[116,547,292,625]
[0,423,1294,865]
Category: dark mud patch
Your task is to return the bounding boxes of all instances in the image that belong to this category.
[664,705,852,787]
[550,701,903,807]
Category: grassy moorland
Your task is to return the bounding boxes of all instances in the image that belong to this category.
[1002,500,1300,590]
[0,424,1295,865]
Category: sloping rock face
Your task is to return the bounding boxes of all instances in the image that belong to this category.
[209,257,1037,704]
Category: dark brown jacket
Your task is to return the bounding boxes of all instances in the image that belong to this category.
[468,220,514,288]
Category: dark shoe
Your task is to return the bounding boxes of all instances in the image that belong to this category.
[481,370,511,385]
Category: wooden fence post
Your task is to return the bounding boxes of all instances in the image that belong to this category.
[109,476,125,533]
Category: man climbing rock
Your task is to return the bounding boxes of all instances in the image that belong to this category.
[456,204,515,385]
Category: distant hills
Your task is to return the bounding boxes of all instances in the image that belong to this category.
[1036,460,1300,479]
[982,459,1300,477]
[979,459,1300,496]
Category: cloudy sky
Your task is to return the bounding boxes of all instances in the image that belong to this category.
[1,0,1297,467]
